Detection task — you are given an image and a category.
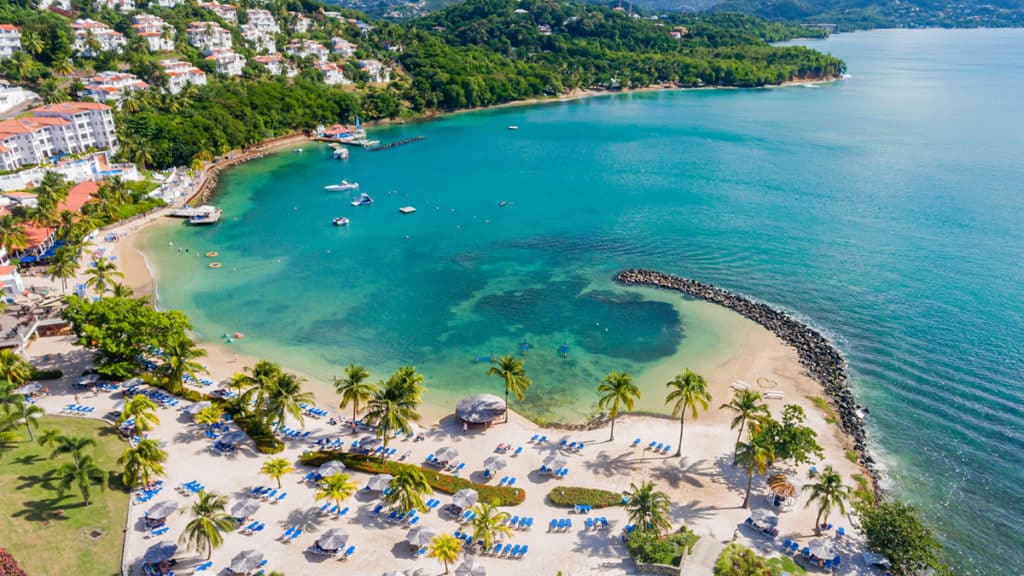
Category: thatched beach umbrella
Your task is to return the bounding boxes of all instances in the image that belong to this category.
[455,558,486,576]
[750,508,777,528]
[359,436,382,450]
[229,549,264,574]
[435,446,459,462]
[317,528,349,552]
[367,473,393,491]
[230,498,261,519]
[220,431,248,446]
[808,538,834,560]
[483,455,507,472]
[142,541,177,564]
[145,500,178,520]
[543,454,567,470]
[406,525,437,548]
[452,488,478,509]
[318,461,347,476]
[14,383,41,395]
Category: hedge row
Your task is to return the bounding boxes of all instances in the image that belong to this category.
[548,486,624,508]
[29,368,63,381]
[301,451,525,506]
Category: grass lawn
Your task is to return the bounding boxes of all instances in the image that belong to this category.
[0,416,129,576]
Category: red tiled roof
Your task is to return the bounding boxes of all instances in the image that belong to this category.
[0,265,17,275]
[0,24,20,32]
[61,181,98,213]
[31,102,111,114]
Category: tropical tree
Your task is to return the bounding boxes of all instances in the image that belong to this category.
[119,394,160,432]
[596,370,640,441]
[0,351,32,388]
[314,472,358,510]
[259,457,294,489]
[239,361,313,434]
[54,58,74,77]
[804,466,850,532]
[468,500,512,550]
[180,491,235,560]
[0,214,29,254]
[720,390,770,457]
[38,78,68,104]
[428,533,463,574]
[48,245,80,294]
[362,367,424,454]
[84,257,123,294]
[734,430,774,508]
[487,353,530,423]
[55,452,106,505]
[154,332,207,393]
[20,30,44,56]
[117,438,167,488]
[36,427,61,449]
[6,399,44,442]
[623,480,672,535]
[193,405,223,428]
[49,435,97,466]
[332,363,374,427]
[665,369,712,457]
[111,283,134,298]
[714,543,773,576]
[385,468,432,513]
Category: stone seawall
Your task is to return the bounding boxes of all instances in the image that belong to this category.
[614,269,876,479]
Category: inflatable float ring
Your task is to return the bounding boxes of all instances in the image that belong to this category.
[206,251,218,257]
[209,262,222,269]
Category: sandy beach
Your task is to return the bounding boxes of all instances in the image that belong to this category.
[11,203,882,576]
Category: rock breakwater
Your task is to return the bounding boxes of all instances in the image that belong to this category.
[615,269,876,479]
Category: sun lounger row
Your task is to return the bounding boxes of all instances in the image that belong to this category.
[194,561,214,572]
[146,526,169,538]
[250,487,287,503]
[313,438,345,450]
[62,404,95,415]
[528,434,548,443]
[558,439,584,451]
[278,427,311,439]
[241,521,266,535]
[460,510,477,523]
[497,476,516,486]
[182,374,215,387]
[177,480,204,495]
[646,442,672,455]
[503,515,534,530]
[539,465,569,478]
[299,403,329,418]
[584,517,610,530]
[134,483,164,504]
[423,498,441,512]
[549,518,574,532]
[573,504,592,514]
[210,441,236,454]
[487,543,529,559]
[386,509,418,524]
[279,526,303,542]
[317,502,350,517]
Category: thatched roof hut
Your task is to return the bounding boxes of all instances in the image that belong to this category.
[455,393,505,427]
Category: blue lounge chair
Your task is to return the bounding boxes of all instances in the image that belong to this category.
[511,544,521,557]
[492,543,502,554]
[195,561,213,572]
[502,544,512,556]
[824,560,833,570]
[632,438,641,447]
[530,434,538,442]
[408,516,419,526]
[662,445,671,454]
[275,492,287,503]
[508,477,516,486]
[585,518,594,529]
[601,517,609,529]
[343,546,355,559]
[288,529,302,542]
[519,545,528,558]
[513,446,522,456]
[790,542,799,553]
[338,507,349,517]
[280,527,295,540]
[371,504,384,516]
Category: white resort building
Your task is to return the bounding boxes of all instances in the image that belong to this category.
[0,102,118,172]
[0,25,21,60]
[360,59,391,83]
[205,48,246,76]
[198,2,238,24]
[72,19,125,57]
[95,0,135,12]
[187,21,233,54]
[285,39,329,61]
[159,60,208,94]
[0,82,37,115]
[246,9,280,33]
[81,71,148,104]
[153,0,184,6]
[290,12,312,33]
[331,37,357,57]
[315,61,351,85]
[240,24,276,54]
[36,0,71,10]
[132,14,174,52]
[253,54,295,77]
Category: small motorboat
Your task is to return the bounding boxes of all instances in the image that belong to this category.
[508,125,519,131]
[332,217,350,226]
[351,193,374,207]
[399,206,416,214]
[498,200,507,207]
[325,180,359,191]
[294,148,303,153]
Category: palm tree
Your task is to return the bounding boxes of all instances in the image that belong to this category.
[48,245,80,294]
[38,79,68,104]
[428,533,462,574]
[155,332,207,393]
[9,400,44,442]
[84,257,123,294]
[721,390,770,458]
[664,369,712,457]
[385,468,432,513]
[110,283,134,298]
[193,405,223,428]
[36,427,61,449]
[259,457,293,489]
[0,214,29,254]
[55,453,106,505]
[54,58,74,78]
[362,367,424,455]
[180,491,235,560]
[623,480,672,535]
[20,30,44,56]
[120,91,144,113]
[119,395,160,432]
[487,353,530,423]
[314,472,358,510]
[333,363,374,427]
[0,350,32,387]
[734,431,773,508]
[117,438,167,488]
[49,435,97,467]
[468,501,511,551]
[596,370,640,441]
[264,371,313,434]
[804,466,850,532]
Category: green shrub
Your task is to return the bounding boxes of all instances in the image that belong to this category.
[627,527,699,567]
[29,368,63,380]
[302,451,525,506]
[548,486,623,508]
[233,413,284,454]
[714,543,805,576]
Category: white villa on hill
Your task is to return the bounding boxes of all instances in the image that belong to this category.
[205,48,245,76]
[187,21,232,54]
[81,71,148,104]
[72,19,126,57]
[159,60,208,94]
[0,25,21,60]
[198,2,237,24]
[285,39,329,61]
[241,24,276,54]
[247,9,280,33]
[315,61,351,85]
[0,102,118,172]
[331,37,357,57]
[132,14,174,52]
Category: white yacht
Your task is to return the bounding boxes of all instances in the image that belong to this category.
[324,180,359,191]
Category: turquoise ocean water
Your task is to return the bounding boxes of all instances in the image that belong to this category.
[142,29,1024,574]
